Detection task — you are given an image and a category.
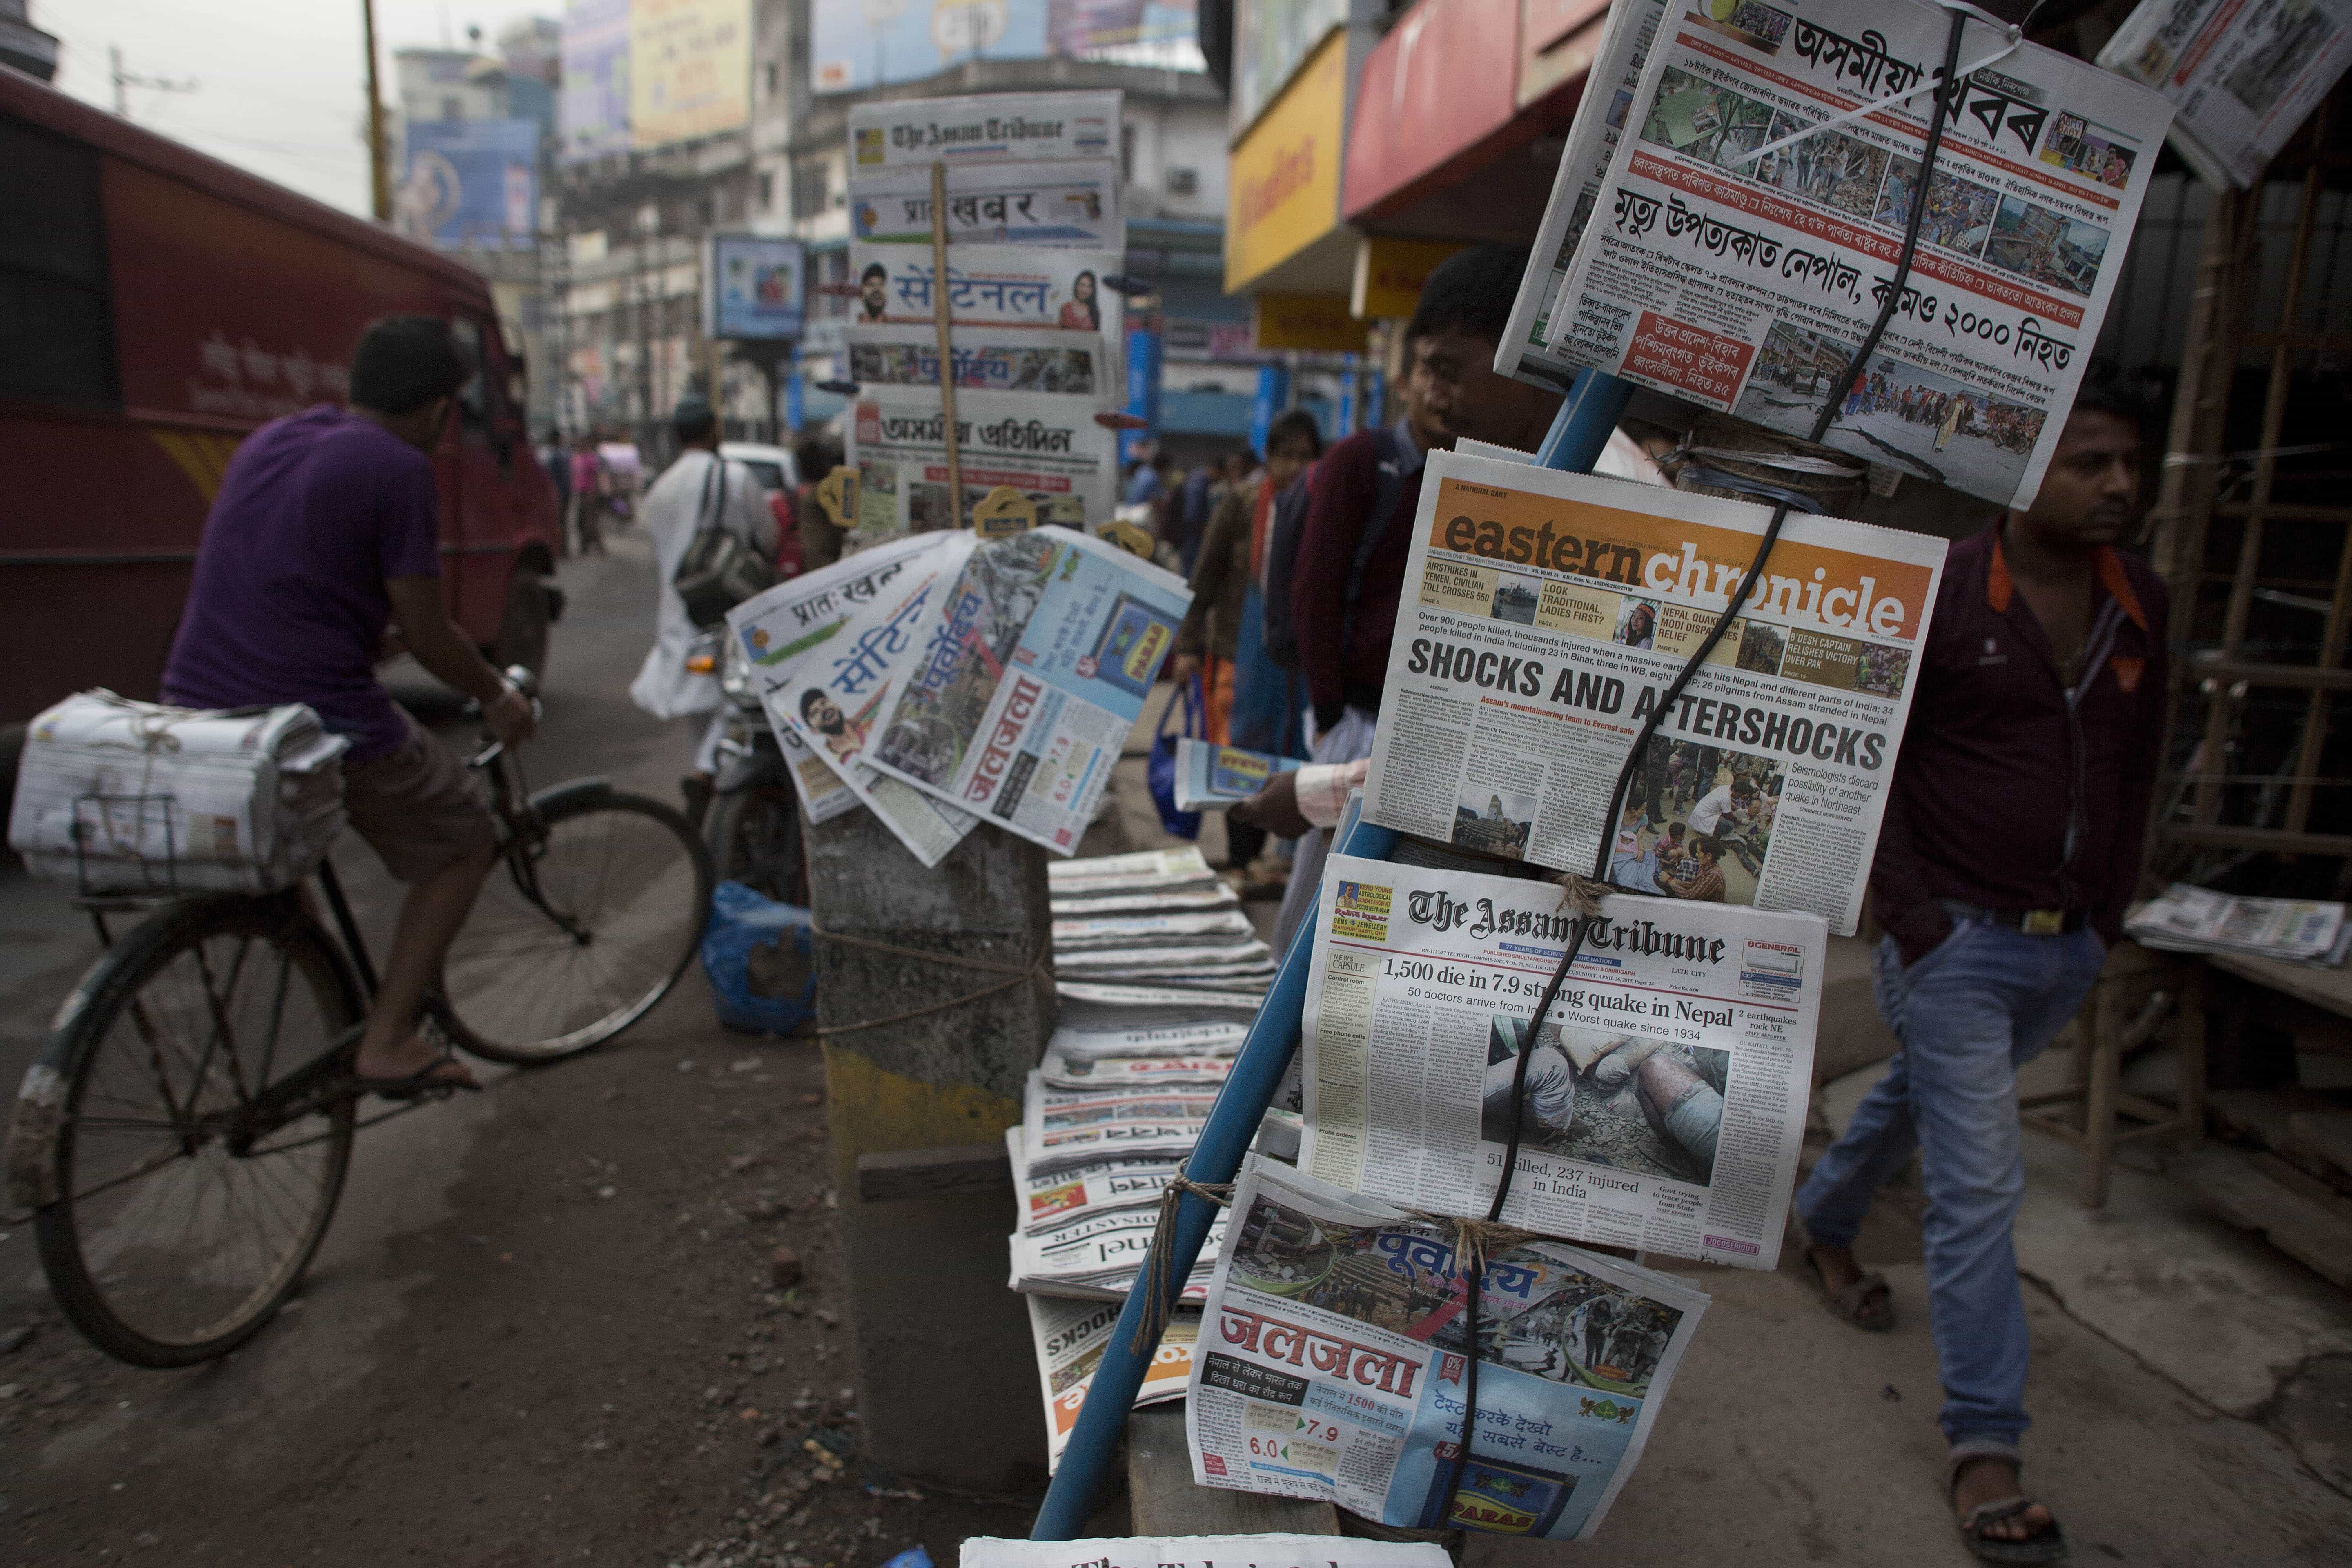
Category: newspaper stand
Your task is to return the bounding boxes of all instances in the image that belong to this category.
[1028,373,1634,1540]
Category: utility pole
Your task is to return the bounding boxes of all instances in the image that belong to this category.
[359,0,392,220]
[109,45,196,120]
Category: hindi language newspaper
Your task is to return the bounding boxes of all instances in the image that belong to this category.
[1297,855,1823,1267]
[1362,449,1945,935]
[851,158,1123,249]
[843,324,1111,404]
[1500,0,1669,389]
[848,394,1120,548]
[724,533,941,825]
[1173,738,1305,811]
[771,537,981,867]
[858,526,1192,855]
[849,91,1120,172]
[1026,1296,1198,1472]
[2098,0,2352,189]
[1543,0,2174,507]
[846,243,1121,336]
[1186,1159,1708,1540]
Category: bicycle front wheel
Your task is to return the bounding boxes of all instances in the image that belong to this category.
[440,788,713,1064]
[31,898,361,1367]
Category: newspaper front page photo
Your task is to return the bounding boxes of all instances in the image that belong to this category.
[1363,448,1946,936]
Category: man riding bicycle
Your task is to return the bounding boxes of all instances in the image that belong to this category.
[160,315,536,1096]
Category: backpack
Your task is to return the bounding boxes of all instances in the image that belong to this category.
[672,454,775,628]
[1261,423,1412,674]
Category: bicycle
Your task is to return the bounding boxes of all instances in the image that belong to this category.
[5,677,715,1368]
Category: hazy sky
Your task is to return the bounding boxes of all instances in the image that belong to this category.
[45,0,555,215]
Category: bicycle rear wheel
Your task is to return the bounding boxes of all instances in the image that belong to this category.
[31,898,361,1367]
[439,788,712,1063]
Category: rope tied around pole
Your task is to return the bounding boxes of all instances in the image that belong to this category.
[807,922,1050,1038]
[1129,1176,1236,1352]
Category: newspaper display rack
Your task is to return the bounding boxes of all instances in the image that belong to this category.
[1540,0,2174,508]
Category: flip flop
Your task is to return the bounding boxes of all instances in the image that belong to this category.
[1787,1209,1893,1330]
[1951,1457,2068,1563]
[350,1051,481,1101]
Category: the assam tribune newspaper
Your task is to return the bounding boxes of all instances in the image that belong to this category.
[1363,450,1945,936]
[1298,856,1821,1267]
[1544,0,2173,507]
[1185,1160,1707,1541]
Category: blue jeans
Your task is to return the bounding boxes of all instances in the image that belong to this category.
[1796,918,2106,1453]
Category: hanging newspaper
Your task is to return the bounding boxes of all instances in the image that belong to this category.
[1297,855,1823,1267]
[848,243,1120,337]
[771,536,981,866]
[725,533,943,825]
[858,526,1191,855]
[1186,1160,1707,1541]
[843,324,1111,404]
[1027,1296,1199,1472]
[1362,450,1942,935]
[849,91,1120,172]
[848,394,1120,547]
[851,159,1123,249]
[1173,738,1305,811]
[1499,0,1669,389]
[2098,0,2352,189]
[1542,0,2174,508]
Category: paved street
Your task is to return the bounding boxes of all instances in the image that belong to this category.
[0,530,2348,1565]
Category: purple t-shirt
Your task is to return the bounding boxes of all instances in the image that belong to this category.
[162,407,440,763]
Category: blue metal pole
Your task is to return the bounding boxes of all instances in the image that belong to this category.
[1534,367,1636,472]
[1031,810,1400,1539]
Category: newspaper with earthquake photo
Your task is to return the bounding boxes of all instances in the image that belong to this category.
[859,526,1191,855]
[771,537,981,867]
[2098,0,2352,189]
[842,325,1111,405]
[1173,738,1305,811]
[847,392,1120,548]
[1362,450,1945,935]
[1500,0,1669,389]
[725,534,942,825]
[1542,0,2174,507]
[1186,1159,1707,1540]
[849,91,1120,172]
[1027,1296,1198,1472]
[851,158,1123,249]
[1296,855,1823,1267]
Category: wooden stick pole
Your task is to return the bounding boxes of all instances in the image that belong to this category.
[930,160,964,528]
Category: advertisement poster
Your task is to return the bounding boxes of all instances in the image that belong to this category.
[630,0,752,148]
[704,236,805,340]
[559,0,632,163]
[396,118,539,249]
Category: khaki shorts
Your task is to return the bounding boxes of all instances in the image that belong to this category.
[343,710,498,882]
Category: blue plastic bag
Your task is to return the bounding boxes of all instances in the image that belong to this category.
[1146,677,1204,840]
[700,880,817,1035]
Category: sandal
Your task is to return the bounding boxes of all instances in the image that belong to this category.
[350,1050,481,1101]
[1951,1457,2067,1563]
[1788,1211,1894,1331]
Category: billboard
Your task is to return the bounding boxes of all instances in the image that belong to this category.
[396,118,541,250]
[560,0,631,163]
[811,0,1198,96]
[703,236,806,341]
[631,0,752,148]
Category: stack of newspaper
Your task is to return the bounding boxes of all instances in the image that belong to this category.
[9,690,350,894]
[2127,884,2350,967]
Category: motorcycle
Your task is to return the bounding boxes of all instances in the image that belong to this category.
[695,628,806,904]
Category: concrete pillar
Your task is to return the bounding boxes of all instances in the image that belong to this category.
[806,804,1054,1491]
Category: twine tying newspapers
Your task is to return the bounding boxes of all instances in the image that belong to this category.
[808,923,1050,1038]
[1445,7,1977,1519]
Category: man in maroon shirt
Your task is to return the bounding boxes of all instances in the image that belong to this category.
[1796,366,2167,1561]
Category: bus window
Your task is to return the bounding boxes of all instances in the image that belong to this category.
[0,118,117,407]
[448,314,488,429]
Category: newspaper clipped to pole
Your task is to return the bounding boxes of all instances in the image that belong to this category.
[1362,449,1944,935]
[1542,0,2174,507]
[849,91,1121,172]
[2098,0,2352,189]
[1186,1159,1708,1540]
[724,533,942,824]
[771,535,981,866]
[859,526,1191,855]
[843,324,1113,404]
[1027,1295,1198,1473]
[847,392,1121,548]
[851,159,1123,249]
[847,243,1122,337]
[1298,855,1822,1267]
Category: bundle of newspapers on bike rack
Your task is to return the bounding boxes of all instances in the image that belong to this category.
[8,690,351,895]
[1012,844,1293,1470]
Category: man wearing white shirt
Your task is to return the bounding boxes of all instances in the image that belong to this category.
[1688,776,1753,838]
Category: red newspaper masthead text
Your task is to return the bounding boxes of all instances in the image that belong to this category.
[966,674,1043,802]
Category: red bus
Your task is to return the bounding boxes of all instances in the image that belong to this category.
[0,64,560,765]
